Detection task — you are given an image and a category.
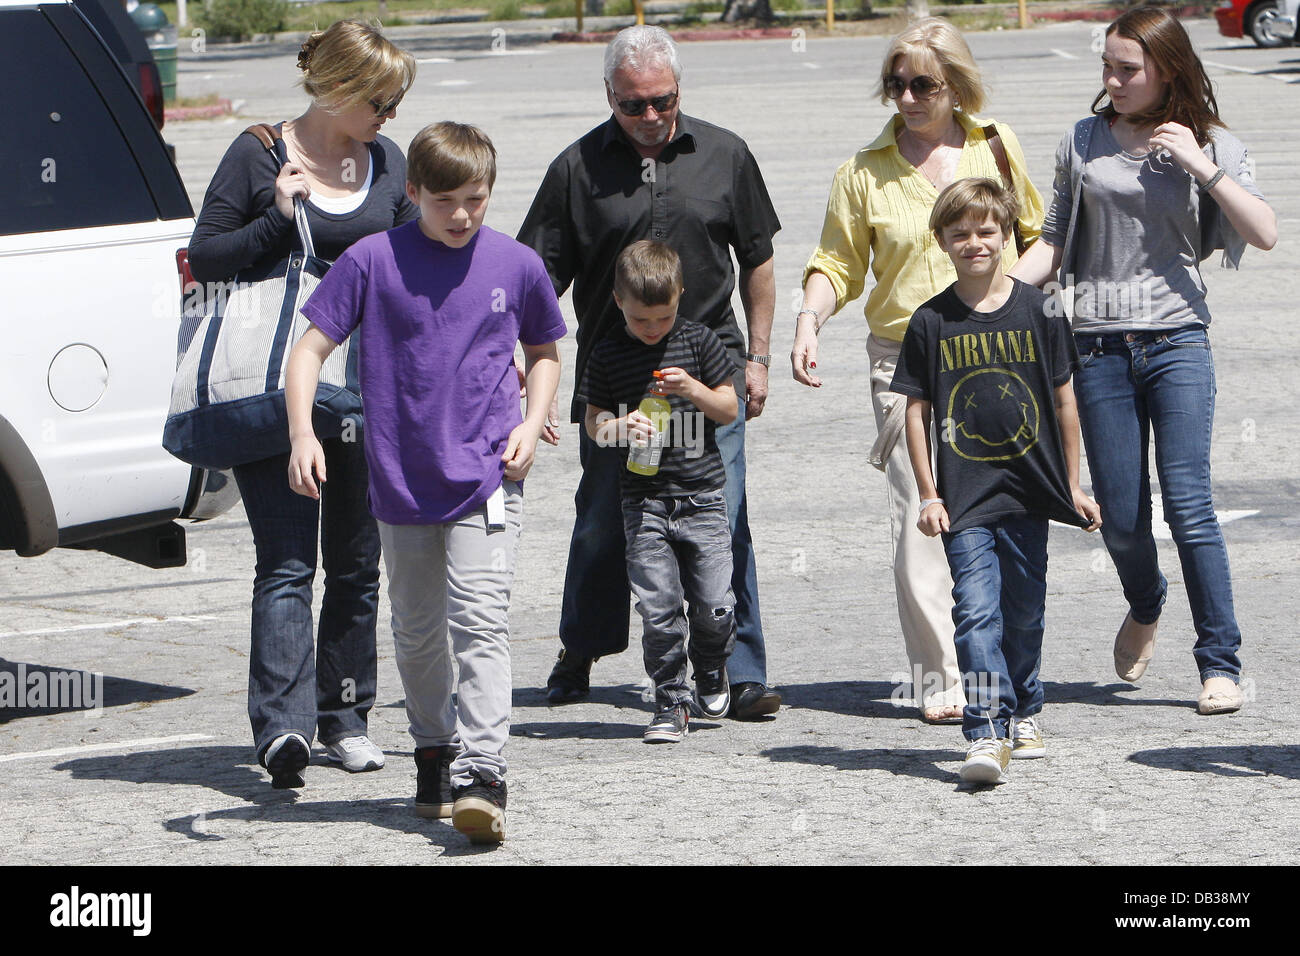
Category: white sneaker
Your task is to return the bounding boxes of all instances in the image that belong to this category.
[324,735,385,772]
[1011,715,1046,759]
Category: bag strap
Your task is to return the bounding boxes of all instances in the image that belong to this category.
[982,123,1027,256]
[243,123,316,258]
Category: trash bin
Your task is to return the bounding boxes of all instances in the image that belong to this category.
[129,3,178,103]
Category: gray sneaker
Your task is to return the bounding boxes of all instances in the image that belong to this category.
[324,735,385,772]
[644,704,689,744]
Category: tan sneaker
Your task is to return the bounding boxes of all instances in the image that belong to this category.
[960,736,1011,785]
[1011,716,1046,759]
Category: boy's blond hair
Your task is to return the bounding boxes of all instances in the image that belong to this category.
[930,178,1020,240]
[613,240,683,306]
[406,122,497,195]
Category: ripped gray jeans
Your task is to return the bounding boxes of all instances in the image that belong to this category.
[622,488,737,709]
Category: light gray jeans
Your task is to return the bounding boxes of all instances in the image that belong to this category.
[377,481,521,787]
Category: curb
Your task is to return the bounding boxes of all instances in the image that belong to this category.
[165,98,234,122]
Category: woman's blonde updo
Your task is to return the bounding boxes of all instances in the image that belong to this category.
[297,19,416,113]
[876,17,986,115]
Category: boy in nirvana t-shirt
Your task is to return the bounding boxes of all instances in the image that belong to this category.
[578,241,738,745]
[891,178,1101,787]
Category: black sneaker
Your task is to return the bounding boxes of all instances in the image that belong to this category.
[414,745,456,819]
[452,772,508,844]
[264,732,310,789]
[643,703,689,744]
[546,648,595,704]
[728,682,782,720]
[694,664,730,719]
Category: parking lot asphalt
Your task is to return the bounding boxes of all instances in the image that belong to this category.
[1,18,1297,867]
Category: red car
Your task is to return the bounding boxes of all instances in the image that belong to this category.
[1215,0,1297,47]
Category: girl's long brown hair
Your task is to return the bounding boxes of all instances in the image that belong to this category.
[1091,5,1225,145]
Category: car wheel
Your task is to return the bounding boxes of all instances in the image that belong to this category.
[1248,1,1290,47]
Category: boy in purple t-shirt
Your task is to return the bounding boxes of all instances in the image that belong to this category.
[285,122,565,844]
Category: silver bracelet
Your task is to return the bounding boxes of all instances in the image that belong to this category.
[797,308,823,335]
[919,497,945,512]
[1199,168,1226,194]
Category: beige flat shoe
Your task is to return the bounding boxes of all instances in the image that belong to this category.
[1114,612,1159,682]
[1197,677,1243,716]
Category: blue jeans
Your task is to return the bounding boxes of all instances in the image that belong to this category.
[622,489,737,709]
[1073,327,1241,681]
[232,437,380,762]
[559,397,766,685]
[943,515,1048,741]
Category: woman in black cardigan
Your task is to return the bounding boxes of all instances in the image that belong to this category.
[188,19,416,788]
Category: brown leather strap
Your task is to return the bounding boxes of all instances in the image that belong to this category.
[243,122,280,152]
[983,123,1013,190]
[982,123,1027,255]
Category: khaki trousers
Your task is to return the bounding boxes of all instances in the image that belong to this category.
[867,334,966,710]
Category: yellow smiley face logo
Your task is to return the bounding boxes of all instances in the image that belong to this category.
[946,368,1040,462]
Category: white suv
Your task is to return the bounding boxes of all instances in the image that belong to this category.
[0,0,235,567]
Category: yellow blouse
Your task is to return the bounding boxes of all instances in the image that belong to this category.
[804,112,1045,343]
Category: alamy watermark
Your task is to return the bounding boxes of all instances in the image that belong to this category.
[0,664,103,717]
[594,406,708,459]
[50,886,150,936]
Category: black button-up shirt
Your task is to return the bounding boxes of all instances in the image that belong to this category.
[518,113,781,421]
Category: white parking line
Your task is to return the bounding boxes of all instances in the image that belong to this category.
[1050,48,1079,60]
[1152,506,1259,541]
[0,615,220,639]
[1203,59,1293,83]
[0,734,216,763]
[417,57,455,64]
[438,79,472,87]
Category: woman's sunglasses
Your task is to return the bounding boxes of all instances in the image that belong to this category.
[369,91,405,116]
[884,75,945,101]
[614,90,679,117]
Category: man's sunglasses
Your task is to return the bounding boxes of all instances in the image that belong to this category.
[369,91,405,116]
[883,74,945,101]
[613,89,679,117]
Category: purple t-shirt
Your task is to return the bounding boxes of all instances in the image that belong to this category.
[302,222,567,524]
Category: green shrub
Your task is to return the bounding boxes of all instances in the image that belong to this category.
[488,0,523,19]
[197,0,289,40]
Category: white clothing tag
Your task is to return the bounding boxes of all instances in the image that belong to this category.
[486,484,506,529]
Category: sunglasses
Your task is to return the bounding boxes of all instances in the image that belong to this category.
[884,74,945,101]
[368,91,405,116]
[613,89,679,117]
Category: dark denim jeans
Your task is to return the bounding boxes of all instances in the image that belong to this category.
[232,437,380,762]
[622,488,737,708]
[1073,327,1241,681]
[943,514,1048,741]
[558,397,767,685]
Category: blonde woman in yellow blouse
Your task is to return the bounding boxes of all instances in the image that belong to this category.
[793,18,1045,724]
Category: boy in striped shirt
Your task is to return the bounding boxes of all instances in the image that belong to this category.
[578,241,739,743]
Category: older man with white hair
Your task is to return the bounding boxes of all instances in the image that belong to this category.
[519,25,781,721]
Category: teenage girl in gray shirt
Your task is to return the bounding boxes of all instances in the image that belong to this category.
[1012,6,1276,717]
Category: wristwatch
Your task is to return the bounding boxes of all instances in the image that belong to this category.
[745,353,771,366]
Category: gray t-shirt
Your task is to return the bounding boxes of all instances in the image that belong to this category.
[1066,119,1205,332]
